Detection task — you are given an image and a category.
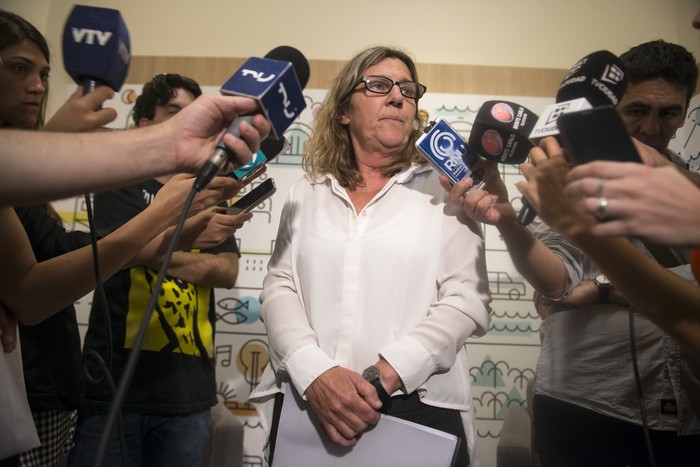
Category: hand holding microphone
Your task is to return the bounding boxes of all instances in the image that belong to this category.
[59,4,131,131]
[62,4,131,93]
[43,86,117,132]
[461,100,539,225]
[194,46,309,191]
[518,50,628,226]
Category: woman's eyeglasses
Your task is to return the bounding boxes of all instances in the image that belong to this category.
[356,75,427,100]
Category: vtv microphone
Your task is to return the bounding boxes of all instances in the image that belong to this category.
[62,4,131,93]
[519,50,627,226]
[194,46,309,191]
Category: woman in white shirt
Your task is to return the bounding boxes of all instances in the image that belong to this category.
[250,45,492,466]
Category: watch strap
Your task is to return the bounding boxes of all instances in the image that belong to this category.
[597,282,610,303]
[362,365,392,413]
[368,377,392,413]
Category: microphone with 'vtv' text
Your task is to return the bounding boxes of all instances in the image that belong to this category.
[518,50,627,225]
[194,46,309,191]
[62,4,131,93]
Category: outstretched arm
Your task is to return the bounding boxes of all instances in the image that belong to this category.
[0,95,270,206]
[0,171,231,324]
[440,170,568,298]
[518,137,700,359]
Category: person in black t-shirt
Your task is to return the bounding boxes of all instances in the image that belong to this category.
[70,74,242,467]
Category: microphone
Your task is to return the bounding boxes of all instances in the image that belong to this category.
[467,100,539,224]
[416,117,491,192]
[469,100,538,165]
[528,50,627,146]
[62,5,131,93]
[519,50,627,225]
[194,46,309,191]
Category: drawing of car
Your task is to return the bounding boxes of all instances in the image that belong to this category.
[488,271,527,300]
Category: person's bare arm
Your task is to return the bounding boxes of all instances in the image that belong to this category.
[440,171,569,297]
[518,137,700,360]
[145,251,240,289]
[0,95,270,205]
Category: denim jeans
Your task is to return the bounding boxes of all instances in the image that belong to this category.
[68,407,211,467]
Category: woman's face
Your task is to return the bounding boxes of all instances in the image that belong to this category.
[0,39,49,128]
[340,58,416,156]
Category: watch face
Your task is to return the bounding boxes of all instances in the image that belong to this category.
[362,365,379,381]
[595,274,610,286]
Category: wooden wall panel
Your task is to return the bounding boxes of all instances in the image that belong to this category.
[126,56,568,97]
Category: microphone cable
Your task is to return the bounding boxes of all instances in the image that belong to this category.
[92,183,199,467]
[628,306,657,467]
[82,192,129,467]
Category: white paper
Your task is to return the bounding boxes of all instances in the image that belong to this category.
[272,386,459,467]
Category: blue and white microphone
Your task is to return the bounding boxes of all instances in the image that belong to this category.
[62,4,131,93]
[416,117,490,191]
[194,46,309,190]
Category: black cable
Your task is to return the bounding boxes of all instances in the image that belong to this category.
[92,185,199,467]
[629,306,657,467]
[84,193,127,466]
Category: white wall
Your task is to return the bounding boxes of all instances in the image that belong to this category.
[4,0,700,117]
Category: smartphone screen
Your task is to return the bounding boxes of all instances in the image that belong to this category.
[229,137,288,182]
[557,105,642,165]
[226,178,277,215]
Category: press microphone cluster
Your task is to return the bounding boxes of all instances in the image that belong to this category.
[194,46,310,191]
[62,4,131,93]
[516,50,628,226]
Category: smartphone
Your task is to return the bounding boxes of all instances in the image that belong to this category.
[415,117,490,190]
[229,137,288,182]
[557,105,642,165]
[226,178,277,215]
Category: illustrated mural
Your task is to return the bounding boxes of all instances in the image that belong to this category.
[56,85,700,467]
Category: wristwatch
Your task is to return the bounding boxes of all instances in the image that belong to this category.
[593,274,611,303]
[362,365,392,413]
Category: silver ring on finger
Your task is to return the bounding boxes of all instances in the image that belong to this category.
[594,196,609,221]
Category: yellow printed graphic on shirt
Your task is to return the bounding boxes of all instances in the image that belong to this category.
[124,266,214,357]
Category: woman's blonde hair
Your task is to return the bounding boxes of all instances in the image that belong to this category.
[302,46,426,188]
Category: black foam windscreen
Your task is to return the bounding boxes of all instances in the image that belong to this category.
[555,50,627,106]
[265,45,310,89]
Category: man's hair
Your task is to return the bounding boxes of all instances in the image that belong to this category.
[0,9,51,129]
[132,73,202,126]
[619,40,698,105]
[302,46,426,188]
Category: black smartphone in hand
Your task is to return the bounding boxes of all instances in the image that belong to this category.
[557,105,642,165]
[226,178,277,215]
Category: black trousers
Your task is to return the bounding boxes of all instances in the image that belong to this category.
[268,391,470,466]
[533,394,700,467]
